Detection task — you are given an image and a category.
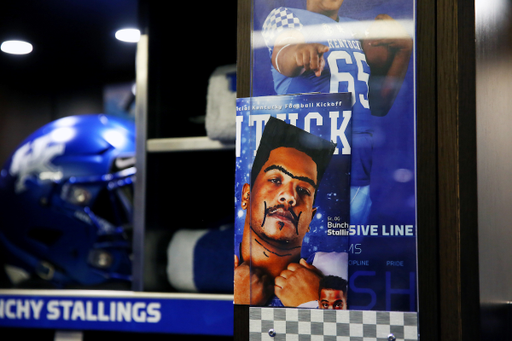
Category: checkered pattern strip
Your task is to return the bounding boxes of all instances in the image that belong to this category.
[249,308,418,341]
[262,7,303,48]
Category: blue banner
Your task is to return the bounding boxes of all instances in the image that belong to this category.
[0,291,233,335]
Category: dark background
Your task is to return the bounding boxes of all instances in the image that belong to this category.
[0,0,138,166]
[0,0,237,339]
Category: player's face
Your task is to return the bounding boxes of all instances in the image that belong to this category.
[319,289,347,309]
[307,0,344,15]
[249,147,317,248]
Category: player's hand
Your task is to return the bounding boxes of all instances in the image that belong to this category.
[274,259,324,307]
[292,43,329,77]
[365,14,412,54]
[234,255,274,306]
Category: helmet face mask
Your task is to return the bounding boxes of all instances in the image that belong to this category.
[0,114,135,288]
[57,166,135,231]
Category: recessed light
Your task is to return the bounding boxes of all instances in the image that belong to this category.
[1,40,33,55]
[115,28,140,43]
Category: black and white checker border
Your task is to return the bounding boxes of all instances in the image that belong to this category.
[249,307,418,341]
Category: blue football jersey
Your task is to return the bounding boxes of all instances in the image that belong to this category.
[262,7,372,133]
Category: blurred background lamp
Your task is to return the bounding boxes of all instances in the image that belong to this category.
[1,40,33,55]
[115,28,140,43]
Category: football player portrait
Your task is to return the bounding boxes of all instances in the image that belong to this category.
[234,117,341,307]
[318,275,348,310]
[260,0,413,224]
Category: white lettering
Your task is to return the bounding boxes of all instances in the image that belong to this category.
[41,299,162,323]
[47,300,60,320]
[97,301,109,322]
[71,301,85,321]
[329,111,351,155]
[16,299,30,319]
[349,225,379,236]
[5,299,15,319]
[117,302,131,322]
[0,299,44,320]
[30,300,44,320]
[354,52,370,109]
[85,301,97,321]
[304,112,323,132]
[146,303,161,323]
[235,115,244,158]
[250,114,270,155]
[110,301,116,321]
[132,302,146,322]
[60,300,73,320]
[406,225,414,236]
[10,134,65,193]
[288,113,298,126]
[382,225,390,236]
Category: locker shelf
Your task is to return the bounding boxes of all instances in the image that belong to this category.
[147,136,234,153]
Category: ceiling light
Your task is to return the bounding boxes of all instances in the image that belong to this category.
[115,29,140,43]
[1,40,33,55]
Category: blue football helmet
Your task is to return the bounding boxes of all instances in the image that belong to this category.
[0,114,135,288]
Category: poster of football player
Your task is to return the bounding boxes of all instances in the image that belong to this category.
[235,93,353,308]
[237,0,417,312]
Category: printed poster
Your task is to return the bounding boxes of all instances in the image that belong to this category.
[235,0,416,312]
[235,93,353,308]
